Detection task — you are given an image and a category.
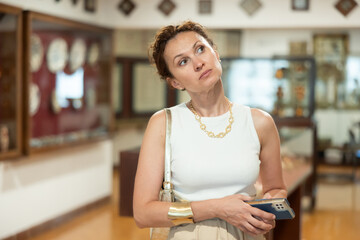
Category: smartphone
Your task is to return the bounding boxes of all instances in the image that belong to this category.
[245,198,295,220]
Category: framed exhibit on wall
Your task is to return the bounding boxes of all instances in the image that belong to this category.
[334,0,358,17]
[132,63,167,114]
[115,57,170,118]
[23,11,114,154]
[199,0,212,14]
[292,0,309,11]
[84,0,97,12]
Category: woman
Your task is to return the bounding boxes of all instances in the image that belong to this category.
[133,21,287,240]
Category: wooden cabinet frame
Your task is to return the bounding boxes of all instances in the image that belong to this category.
[0,3,23,160]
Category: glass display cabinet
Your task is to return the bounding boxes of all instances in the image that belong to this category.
[222,56,318,209]
[23,11,114,154]
[0,3,22,160]
[222,56,316,119]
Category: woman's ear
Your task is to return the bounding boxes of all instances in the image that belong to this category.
[215,50,220,62]
[166,77,184,90]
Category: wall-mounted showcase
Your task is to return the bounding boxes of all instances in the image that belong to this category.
[0,4,22,160]
[23,11,113,154]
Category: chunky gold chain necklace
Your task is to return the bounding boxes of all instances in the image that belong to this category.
[188,98,234,138]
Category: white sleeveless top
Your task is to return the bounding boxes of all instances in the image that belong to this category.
[169,102,260,202]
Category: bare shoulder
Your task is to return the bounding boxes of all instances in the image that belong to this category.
[250,108,274,128]
[148,109,166,126]
[250,108,277,142]
[143,109,167,143]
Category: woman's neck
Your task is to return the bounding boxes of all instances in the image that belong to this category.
[186,81,229,117]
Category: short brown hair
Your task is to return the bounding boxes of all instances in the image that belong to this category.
[149,21,215,82]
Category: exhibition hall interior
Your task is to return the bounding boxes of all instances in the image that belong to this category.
[0,0,359,239]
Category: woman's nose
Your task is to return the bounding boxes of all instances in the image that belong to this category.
[194,58,204,71]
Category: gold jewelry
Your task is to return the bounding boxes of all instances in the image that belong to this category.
[188,98,234,138]
[168,202,194,226]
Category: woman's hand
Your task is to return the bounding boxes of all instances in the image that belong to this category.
[215,194,276,236]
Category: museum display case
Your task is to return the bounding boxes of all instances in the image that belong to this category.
[222,56,318,209]
[222,56,316,118]
[0,3,23,160]
[23,11,113,154]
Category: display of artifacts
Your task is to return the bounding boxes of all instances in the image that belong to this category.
[199,0,212,14]
[314,34,348,108]
[133,63,166,113]
[69,38,86,72]
[25,11,113,152]
[292,0,309,11]
[223,57,315,118]
[313,34,348,64]
[240,0,262,16]
[334,0,358,17]
[84,0,96,13]
[46,37,68,73]
[50,90,61,114]
[275,67,288,79]
[273,86,285,117]
[118,0,136,16]
[30,34,44,72]
[72,98,83,110]
[289,61,309,82]
[0,125,9,152]
[29,82,41,116]
[294,85,305,116]
[317,62,343,82]
[343,56,360,108]
[289,41,307,56]
[87,42,100,66]
[72,0,79,5]
[158,0,176,16]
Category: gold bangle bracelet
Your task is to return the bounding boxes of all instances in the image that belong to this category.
[168,202,194,226]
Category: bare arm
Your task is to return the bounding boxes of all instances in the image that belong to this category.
[133,109,276,236]
[133,110,173,228]
[251,108,287,199]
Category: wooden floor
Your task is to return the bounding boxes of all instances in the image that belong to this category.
[302,165,360,240]
[28,165,360,240]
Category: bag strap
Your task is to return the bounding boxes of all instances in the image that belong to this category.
[163,108,172,191]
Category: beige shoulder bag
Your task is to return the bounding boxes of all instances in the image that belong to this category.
[150,108,174,240]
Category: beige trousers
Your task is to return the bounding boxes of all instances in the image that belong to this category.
[167,218,265,240]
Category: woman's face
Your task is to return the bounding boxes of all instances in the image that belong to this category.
[163,31,222,93]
